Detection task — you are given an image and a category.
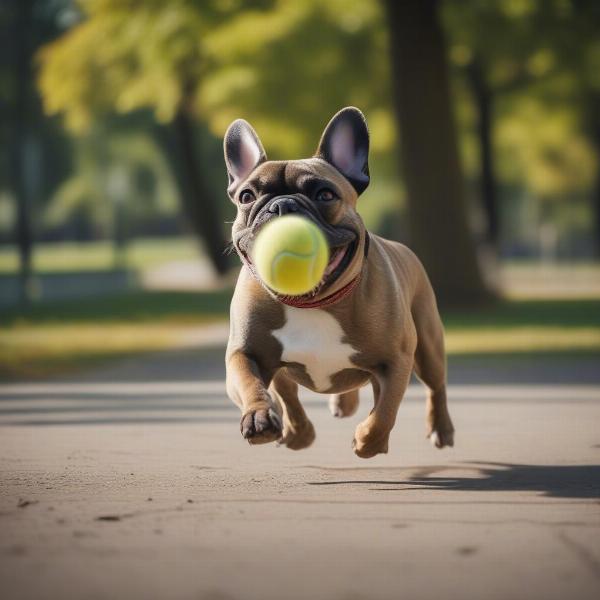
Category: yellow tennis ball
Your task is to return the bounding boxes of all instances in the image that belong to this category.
[252,215,330,296]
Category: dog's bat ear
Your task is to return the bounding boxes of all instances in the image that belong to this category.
[224,119,267,196]
[315,107,370,195]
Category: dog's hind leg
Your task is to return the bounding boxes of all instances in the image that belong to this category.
[270,369,315,450]
[329,389,359,418]
[352,352,414,458]
[411,283,454,449]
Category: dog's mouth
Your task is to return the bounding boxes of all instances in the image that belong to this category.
[241,239,357,302]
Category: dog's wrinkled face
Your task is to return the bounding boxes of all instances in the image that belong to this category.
[224,107,370,302]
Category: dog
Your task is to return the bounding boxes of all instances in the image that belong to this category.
[223,107,454,458]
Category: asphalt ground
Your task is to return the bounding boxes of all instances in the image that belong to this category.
[1,348,599,600]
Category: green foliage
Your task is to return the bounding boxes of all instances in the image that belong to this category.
[38,0,276,129]
[38,0,391,157]
[0,0,75,224]
[44,127,179,235]
[444,0,600,201]
[37,0,401,235]
[199,0,389,157]
[34,0,600,252]
[496,98,596,199]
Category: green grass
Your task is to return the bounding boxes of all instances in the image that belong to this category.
[0,289,232,326]
[1,293,598,381]
[442,299,600,355]
[0,237,200,274]
[442,299,600,330]
[0,290,232,380]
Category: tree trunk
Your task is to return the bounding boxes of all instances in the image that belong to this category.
[11,0,34,304]
[587,93,600,258]
[593,180,600,258]
[173,109,230,275]
[591,128,600,258]
[153,110,230,276]
[383,0,490,305]
[467,59,499,248]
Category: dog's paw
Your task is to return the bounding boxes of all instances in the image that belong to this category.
[352,437,389,459]
[427,411,455,449]
[352,420,390,459]
[428,427,454,449]
[278,420,316,451]
[240,408,282,444]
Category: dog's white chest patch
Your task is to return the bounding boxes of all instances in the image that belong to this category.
[272,306,356,392]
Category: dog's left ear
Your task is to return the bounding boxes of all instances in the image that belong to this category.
[224,119,267,196]
[315,107,370,195]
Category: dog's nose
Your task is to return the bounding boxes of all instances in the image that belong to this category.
[268,197,299,216]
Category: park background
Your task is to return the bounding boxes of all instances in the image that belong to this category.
[1,0,600,380]
[2,3,600,600]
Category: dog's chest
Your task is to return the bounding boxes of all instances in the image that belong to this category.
[272,306,357,392]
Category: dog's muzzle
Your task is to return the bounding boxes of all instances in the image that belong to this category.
[251,195,356,250]
[267,196,300,217]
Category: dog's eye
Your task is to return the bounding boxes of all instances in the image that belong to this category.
[239,190,256,204]
[316,188,336,202]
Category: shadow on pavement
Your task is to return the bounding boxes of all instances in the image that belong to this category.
[309,462,600,500]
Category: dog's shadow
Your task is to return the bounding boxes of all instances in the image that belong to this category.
[308,462,600,500]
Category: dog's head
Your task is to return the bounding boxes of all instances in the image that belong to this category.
[224,107,370,305]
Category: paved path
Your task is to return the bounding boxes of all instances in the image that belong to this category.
[1,372,599,600]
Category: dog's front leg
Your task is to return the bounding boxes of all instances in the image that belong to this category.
[226,350,282,444]
[270,370,315,450]
[352,354,414,458]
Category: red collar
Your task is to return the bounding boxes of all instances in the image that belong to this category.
[277,234,368,308]
[243,234,369,310]
[276,274,361,309]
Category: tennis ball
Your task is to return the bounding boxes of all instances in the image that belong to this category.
[252,215,330,296]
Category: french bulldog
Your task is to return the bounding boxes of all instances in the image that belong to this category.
[223,107,454,458]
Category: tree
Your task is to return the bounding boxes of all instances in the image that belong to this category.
[560,0,600,256]
[8,0,34,302]
[445,0,600,256]
[196,0,386,158]
[1,0,73,303]
[38,0,276,274]
[383,0,489,305]
[443,0,541,251]
[101,0,490,304]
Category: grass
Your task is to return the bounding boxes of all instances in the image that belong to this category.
[0,290,231,380]
[1,292,599,381]
[446,327,600,354]
[442,299,600,355]
[0,324,186,379]
[0,237,200,274]
[0,290,232,325]
[442,298,600,330]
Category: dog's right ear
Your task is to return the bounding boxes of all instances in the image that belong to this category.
[315,107,370,195]
[224,119,267,196]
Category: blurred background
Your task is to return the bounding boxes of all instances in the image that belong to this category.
[1,0,599,381]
